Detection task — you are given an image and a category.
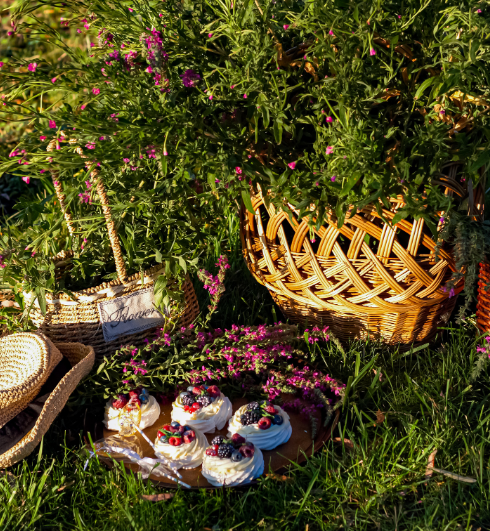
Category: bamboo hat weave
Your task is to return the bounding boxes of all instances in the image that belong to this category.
[0,333,63,429]
[0,339,95,468]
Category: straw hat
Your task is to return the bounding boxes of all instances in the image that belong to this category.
[0,333,94,468]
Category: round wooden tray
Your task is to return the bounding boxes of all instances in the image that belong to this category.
[91,397,339,489]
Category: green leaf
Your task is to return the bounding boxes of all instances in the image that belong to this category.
[392,210,410,225]
[414,76,439,100]
[155,249,163,263]
[241,189,255,214]
[468,150,490,173]
[470,39,480,63]
[273,119,283,145]
[339,172,360,197]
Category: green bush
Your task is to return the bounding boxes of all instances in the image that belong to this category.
[1,0,489,308]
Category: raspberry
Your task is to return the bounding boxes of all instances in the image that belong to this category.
[212,444,220,452]
[161,424,171,432]
[112,394,128,409]
[191,402,202,412]
[128,397,141,408]
[207,385,220,398]
[231,434,246,447]
[258,417,272,430]
[192,386,205,395]
[128,390,139,399]
[157,430,164,439]
[183,430,195,443]
[239,443,255,458]
[177,425,186,434]
[264,405,277,414]
[169,436,183,446]
[206,447,217,456]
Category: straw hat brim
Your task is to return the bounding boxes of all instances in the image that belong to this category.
[0,342,95,468]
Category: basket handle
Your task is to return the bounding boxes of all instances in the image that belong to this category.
[48,137,127,282]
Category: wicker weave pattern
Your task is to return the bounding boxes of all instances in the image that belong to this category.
[0,333,62,428]
[241,192,463,344]
[30,274,199,358]
[477,262,490,333]
[0,341,95,468]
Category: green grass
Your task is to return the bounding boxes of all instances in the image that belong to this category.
[2,211,490,531]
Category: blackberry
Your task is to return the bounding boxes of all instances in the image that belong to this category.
[217,443,233,459]
[247,401,260,411]
[240,410,261,426]
[197,395,212,407]
[181,393,195,406]
[211,435,224,445]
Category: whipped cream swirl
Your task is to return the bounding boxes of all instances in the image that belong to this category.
[171,392,232,433]
[104,395,161,431]
[154,428,207,469]
[227,405,292,450]
[202,447,264,487]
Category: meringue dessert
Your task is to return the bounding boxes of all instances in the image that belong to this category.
[154,421,207,469]
[227,401,292,450]
[202,434,264,487]
[104,388,161,431]
[171,385,232,433]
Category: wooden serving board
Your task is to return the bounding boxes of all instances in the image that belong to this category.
[94,397,339,489]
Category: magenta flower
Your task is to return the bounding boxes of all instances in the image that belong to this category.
[215,178,220,184]
[40,169,46,174]
[86,142,96,150]
[208,33,213,38]
[440,110,446,115]
[331,175,336,182]
[288,161,297,170]
[92,87,100,95]
[370,48,376,56]
[123,158,130,163]
[230,84,235,89]
[326,116,333,123]
[51,77,57,83]
[22,176,30,184]
[49,120,56,129]
[0,62,4,68]
[235,166,242,175]
[243,94,247,99]
[39,135,47,141]
[326,146,334,155]
[128,7,134,12]
[477,9,482,14]
[28,63,38,72]
[439,216,445,223]
[180,69,201,87]
[81,104,87,110]
[283,24,289,30]
[146,66,153,73]
[163,151,168,156]
[209,94,213,100]
[328,30,334,36]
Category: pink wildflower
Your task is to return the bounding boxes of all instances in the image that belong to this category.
[283,24,289,30]
[81,104,86,110]
[92,87,100,95]
[326,116,333,123]
[22,176,30,184]
[370,48,376,56]
[49,120,56,129]
[28,63,37,72]
[39,135,47,141]
[326,146,334,155]
[288,161,296,170]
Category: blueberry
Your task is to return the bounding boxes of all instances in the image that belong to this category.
[170,421,180,428]
[179,391,190,399]
[231,450,243,462]
[272,414,283,425]
[187,386,195,392]
[161,437,169,444]
[204,385,209,389]
[183,425,192,432]
[208,396,215,403]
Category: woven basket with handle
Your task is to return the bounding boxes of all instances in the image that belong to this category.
[27,138,199,358]
[241,165,483,345]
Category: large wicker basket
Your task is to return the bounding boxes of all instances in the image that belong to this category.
[240,167,478,345]
[477,262,490,333]
[25,138,199,358]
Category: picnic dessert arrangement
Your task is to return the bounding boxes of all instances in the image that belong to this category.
[171,385,232,433]
[201,434,264,487]
[227,401,292,450]
[154,422,207,469]
[104,388,161,431]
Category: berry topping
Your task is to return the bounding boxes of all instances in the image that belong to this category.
[206,447,217,456]
[112,394,128,410]
[191,402,202,412]
[206,385,220,398]
[187,386,195,392]
[231,450,243,462]
[231,434,246,447]
[212,444,220,452]
[264,405,277,414]
[192,386,205,395]
[128,397,141,408]
[161,424,172,432]
[169,436,183,446]
[139,388,149,404]
[184,425,192,432]
[183,430,195,443]
[170,421,180,428]
[128,390,139,399]
[181,393,195,406]
[247,401,260,411]
[239,444,255,458]
[197,395,213,407]
[211,435,224,445]
[240,410,261,426]
[258,417,272,430]
[217,443,233,459]
[157,430,164,439]
[160,437,169,444]
[272,414,284,425]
